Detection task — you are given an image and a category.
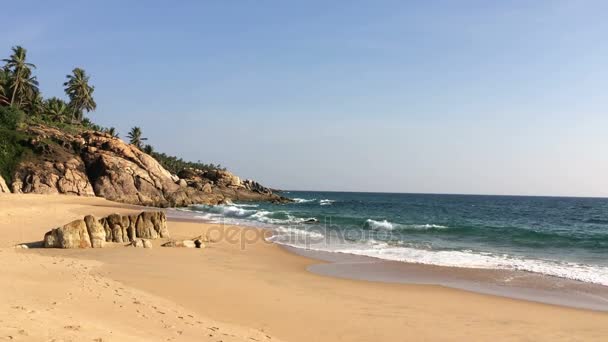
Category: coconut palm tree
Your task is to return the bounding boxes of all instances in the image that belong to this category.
[2,46,37,108]
[63,68,96,122]
[15,68,39,110]
[43,97,69,122]
[23,91,44,117]
[0,68,9,106]
[127,126,147,148]
[143,144,154,155]
[105,127,119,138]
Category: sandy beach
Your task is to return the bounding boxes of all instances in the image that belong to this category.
[1,194,608,341]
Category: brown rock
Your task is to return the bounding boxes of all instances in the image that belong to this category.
[130,238,152,248]
[201,183,212,193]
[11,158,94,196]
[161,240,196,248]
[44,219,92,249]
[84,215,105,248]
[0,175,10,193]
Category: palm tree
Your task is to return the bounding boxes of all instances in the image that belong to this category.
[0,68,9,105]
[15,68,39,110]
[2,46,37,107]
[105,127,119,138]
[43,97,69,122]
[23,91,44,117]
[143,144,154,154]
[63,68,96,122]
[127,126,147,148]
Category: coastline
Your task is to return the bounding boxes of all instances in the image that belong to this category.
[169,207,608,312]
[287,246,608,312]
[2,194,608,341]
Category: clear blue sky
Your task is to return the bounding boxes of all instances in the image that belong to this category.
[2,1,608,196]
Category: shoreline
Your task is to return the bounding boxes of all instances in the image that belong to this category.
[285,245,608,312]
[2,194,608,341]
[167,207,608,312]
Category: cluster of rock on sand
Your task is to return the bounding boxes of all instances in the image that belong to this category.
[43,211,169,248]
[41,211,207,249]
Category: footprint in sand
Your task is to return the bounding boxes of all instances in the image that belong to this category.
[63,325,81,331]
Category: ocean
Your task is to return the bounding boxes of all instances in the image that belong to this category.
[182,191,608,287]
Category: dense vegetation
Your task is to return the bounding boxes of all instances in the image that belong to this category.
[0,45,223,181]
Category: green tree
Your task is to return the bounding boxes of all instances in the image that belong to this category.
[0,67,10,106]
[105,127,119,138]
[24,92,44,117]
[143,144,154,154]
[2,46,38,108]
[43,97,69,122]
[127,126,147,148]
[63,68,96,122]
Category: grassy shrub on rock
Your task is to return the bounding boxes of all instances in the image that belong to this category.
[0,106,25,130]
[0,107,31,183]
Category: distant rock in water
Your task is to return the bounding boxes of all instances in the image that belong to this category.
[43,211,167,248]
[9,124,291,206]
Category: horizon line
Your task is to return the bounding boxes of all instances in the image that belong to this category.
[277,189,608,200]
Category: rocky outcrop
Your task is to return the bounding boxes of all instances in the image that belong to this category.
[11,159,94,196]
[43,211,167,248]
[177,168,290,203]
[11,124,289,206]
[0,175,9,193]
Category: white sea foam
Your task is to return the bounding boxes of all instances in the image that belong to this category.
[232,203,260,208]
[365,219,448,231]
[293,198,316,203]
[408,224,449,230]
[366,219,394,230]
[270,238,608,286]
[267,226,325,240]
[319,199,335,206]
[339,246,608,286]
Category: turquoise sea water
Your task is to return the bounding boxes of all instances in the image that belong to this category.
[185,191,608,286]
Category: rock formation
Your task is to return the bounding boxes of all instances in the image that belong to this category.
[177,168,289,204]
[10,124,290,206]
[12,159,94,196]
[43,211,167,248]
[0,175,9,193]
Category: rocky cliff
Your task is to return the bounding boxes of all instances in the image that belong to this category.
[8,124,288,206]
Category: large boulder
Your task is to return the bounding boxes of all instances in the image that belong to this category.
[44,219,92,248]
[135,211,169,239]
[0,175,9,193]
